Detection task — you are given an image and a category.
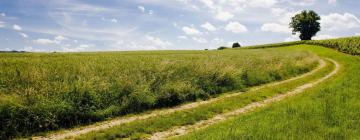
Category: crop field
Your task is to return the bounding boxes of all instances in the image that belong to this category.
[246,36,360,55]
[0,49,318,139]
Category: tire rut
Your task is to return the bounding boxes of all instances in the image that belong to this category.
[32,59,327,140]
[148,58,339,140]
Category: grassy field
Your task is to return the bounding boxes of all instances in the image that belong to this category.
[0,49,317,139]
[73,53,332,140]
[71,37,360,140]
[174,45,360,140]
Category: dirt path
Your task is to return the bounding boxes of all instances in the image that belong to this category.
[148,58,339,140]
[32,59,326,140]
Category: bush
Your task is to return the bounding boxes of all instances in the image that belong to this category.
[232,42,241,48]
[217,46,228,50]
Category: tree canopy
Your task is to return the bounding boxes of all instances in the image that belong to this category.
[290,10,321,40]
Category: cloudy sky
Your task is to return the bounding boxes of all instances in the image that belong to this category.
[0,0,360,52]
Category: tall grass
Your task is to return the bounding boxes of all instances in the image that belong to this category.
[0,49,317,138]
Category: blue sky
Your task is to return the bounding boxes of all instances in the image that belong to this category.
[0,0,360,52]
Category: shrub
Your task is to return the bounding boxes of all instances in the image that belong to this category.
[217,46,228,50]
[232,42,241,48]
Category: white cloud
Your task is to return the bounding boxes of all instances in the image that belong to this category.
[79,44,90,48]
[215,10,234,21]
[185,0,278,21]
[33,35,69,46]
[55,35,67,41]
[146,35,172,49]
[199,0,215,9]
[356,33,360,36]
[288,0,317,6]
[265,9,301,34]
[21,46,45,52]
[110,18,118,23]
[19,33,28,38]
[211,38,224,44]
[284,34,300,42]
[272,8,286,16]
[182,26,202,35]
[61,44,93,52]
[313,34,336,40]
[328,0,336,4]
[177,36,188,40]
[137,5,153,15]
[225,22,248,33]
[277,10,302,24]
[0,12,5,17]
[112,41,159,51]
[321,13,360,31]
[13,24,22,31]
[201,22,217,31]
[173,22,178,28]
[33,38,55,45]
[248,0,278,8]
[261,23,290,33]
[148,10,154,15]
[48,1,114,13]
[192,37,208,43]
[0,21,5,28]
[137,6,145,13]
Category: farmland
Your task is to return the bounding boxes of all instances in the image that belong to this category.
[1,0,360,139]
[1,36,359,140]
[45,36,359,140]
[0,49,317,139]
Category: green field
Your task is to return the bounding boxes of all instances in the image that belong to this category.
[1,36,359,140]
[0,49,317,139]
[74,53,333,140]
[72,37,360,140]
[175,45,360,140]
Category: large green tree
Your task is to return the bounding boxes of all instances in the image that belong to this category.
[290,10,321,40]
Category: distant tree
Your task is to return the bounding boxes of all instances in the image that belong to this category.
[217,46,228,50]
[232,42,241,48]
[290,10,321,40]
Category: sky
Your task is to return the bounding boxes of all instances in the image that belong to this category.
[0,0,360,52]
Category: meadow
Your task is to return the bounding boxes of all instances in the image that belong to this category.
[0,49,317,138]
[70,36,360,140]
[175,44,360,140]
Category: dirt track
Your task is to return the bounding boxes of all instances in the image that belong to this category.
[32,59,327,140]
[148,58,339,140]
